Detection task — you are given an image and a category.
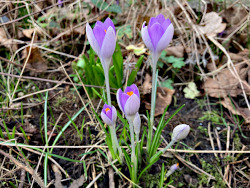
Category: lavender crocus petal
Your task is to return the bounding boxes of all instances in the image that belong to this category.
[111,106,117,123]
[106,109,112,119]
[162,19,171,31]
[155,14,165,24]
[101,111,113,126]
[86,23,101,56]
[172,124,190,141]
[100,26,116,63]
[120,93,130,111]
[148,23,165,50]
[103,104,111,112]
[129,84,140,99]
[124,94,140,116]
[95,21,105,29]
[148,17,157,28]
[104,17,116,34]
[155,23,174,54]
[141,22,154,52]
[124,86,133,93]
[117,89,124,112]
[93,25,106,49]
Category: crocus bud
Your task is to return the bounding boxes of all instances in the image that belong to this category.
[86,18,116,68]
[101,104,117,126]
[170,163,179,172]
[172,124,190,141]
[116,84,140,117]
[133,112,141,135]
[165,163,179,178]
[141,14,174,59]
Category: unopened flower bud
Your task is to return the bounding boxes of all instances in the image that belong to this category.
[165,163,179,178]
[172,124,190,141]
[170,163,179,172]
[133,112,141,135]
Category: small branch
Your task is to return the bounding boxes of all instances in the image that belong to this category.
[0,149,45,188]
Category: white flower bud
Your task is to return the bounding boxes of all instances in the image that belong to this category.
[133,112,141,135]
[172,124,190,141]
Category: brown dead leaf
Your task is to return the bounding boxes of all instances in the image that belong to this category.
[197,12,226,37]
[73,26,86,35]
[165,45,184,58]
[219,97,250,124]
[222,7,248,26]
[203,63,250,98]
[229,49,249,62]
[142,74,152,95]
[22,28,36,39]
[0,28,18,51]
[145,87,175,117]
[22,47,47,73]
[248,69,250,85]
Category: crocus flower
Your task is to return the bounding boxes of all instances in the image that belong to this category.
[117,84,140,117]
[141,14,174,60]
[86,18,116,69]
[101,104,117,126]
[172,124,190,141]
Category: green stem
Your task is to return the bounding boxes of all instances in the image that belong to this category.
[110,126,118,154]
[128,116,137,182]
[102,59,111,106]
[136,133,141,165]
[150,139,176,164]
[147,53,158,152]
[110,125,123,163]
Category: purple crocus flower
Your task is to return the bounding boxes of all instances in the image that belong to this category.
[141,14,174,58]
[117,84,140,117]
[101,104,117,126]
[86,18,116,68]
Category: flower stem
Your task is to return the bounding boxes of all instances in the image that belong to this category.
[147,53,158,152]
[135,133,141,164]
[128,116,137,181]
[149,139,176,164]
[102,59,111,106]
[110,125,123,163]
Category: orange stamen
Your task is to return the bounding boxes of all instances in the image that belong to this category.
[127,91,133,96]
[104,29,107,33]
[105,108,110,112]
[176,163,179,167]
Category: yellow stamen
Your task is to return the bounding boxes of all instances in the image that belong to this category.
[104,29,107,33]
[105,108,110,112]
[127,91,133,96]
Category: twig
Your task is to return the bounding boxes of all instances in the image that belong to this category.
[0,149,45,188]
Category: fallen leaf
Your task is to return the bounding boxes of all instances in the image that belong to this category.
[183,82,200,99]
[126,44,146,56]
[145,87,175,116]
[222,7,248,26]
[22,47,47,73]
[142,74,152,95]
[229,49,249,62]
[203,63,250,98]
[219,97,250,124]
[165,45,184,58]
[0,28,18,51]
[197,12,226,37]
